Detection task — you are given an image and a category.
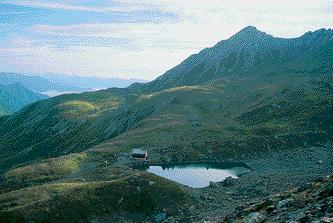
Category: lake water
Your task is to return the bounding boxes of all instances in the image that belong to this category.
[147,163,250,188]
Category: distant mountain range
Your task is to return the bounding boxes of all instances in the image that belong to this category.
[0,72,146,116]
[0,73,147,97]
[43,73,147,91]
[0,73,85,94]
[0,27,332,222]
[0,83,47,116]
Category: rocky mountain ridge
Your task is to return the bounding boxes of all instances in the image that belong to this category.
[134,26,333,92]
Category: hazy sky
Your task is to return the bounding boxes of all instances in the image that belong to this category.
[0,0,332,80]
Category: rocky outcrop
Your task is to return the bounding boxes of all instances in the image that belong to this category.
[222,175,333,222]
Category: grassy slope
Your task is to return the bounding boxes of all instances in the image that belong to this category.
[0,88,143,170]
[3,153,88,185]
[0,72,332,170]
[0,177,194,223]
[0,151,195,223]
[94,73,333,162]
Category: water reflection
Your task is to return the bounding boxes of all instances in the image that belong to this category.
[147,163,250,188]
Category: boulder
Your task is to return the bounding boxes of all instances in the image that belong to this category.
[247,212,266,223]
[266,205,275,212]
[209,181,218,188]
[322,217,333,223]
[277,198,294,211]
[222,176,237,187]
[155,212,166,223]
[149,181,155,186]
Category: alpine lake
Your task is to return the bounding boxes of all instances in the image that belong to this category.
[145,162,251,188]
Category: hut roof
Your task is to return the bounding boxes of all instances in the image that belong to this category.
[132,148,146,155]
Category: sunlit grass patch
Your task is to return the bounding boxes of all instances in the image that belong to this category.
[4,153,88,184]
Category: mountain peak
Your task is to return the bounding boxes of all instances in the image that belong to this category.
[241,26,260,32]
[141,26,333,92]
[231,26,270,40]
[238,26,263,35]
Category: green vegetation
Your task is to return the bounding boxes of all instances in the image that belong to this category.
[4,153,88,185]
[0,168,195,222]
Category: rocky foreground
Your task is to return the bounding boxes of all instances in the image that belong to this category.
[219,174,333,223]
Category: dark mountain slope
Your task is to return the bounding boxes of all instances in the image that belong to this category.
[0,83,47,116]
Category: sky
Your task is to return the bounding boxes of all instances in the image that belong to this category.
[0,0,332,80]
